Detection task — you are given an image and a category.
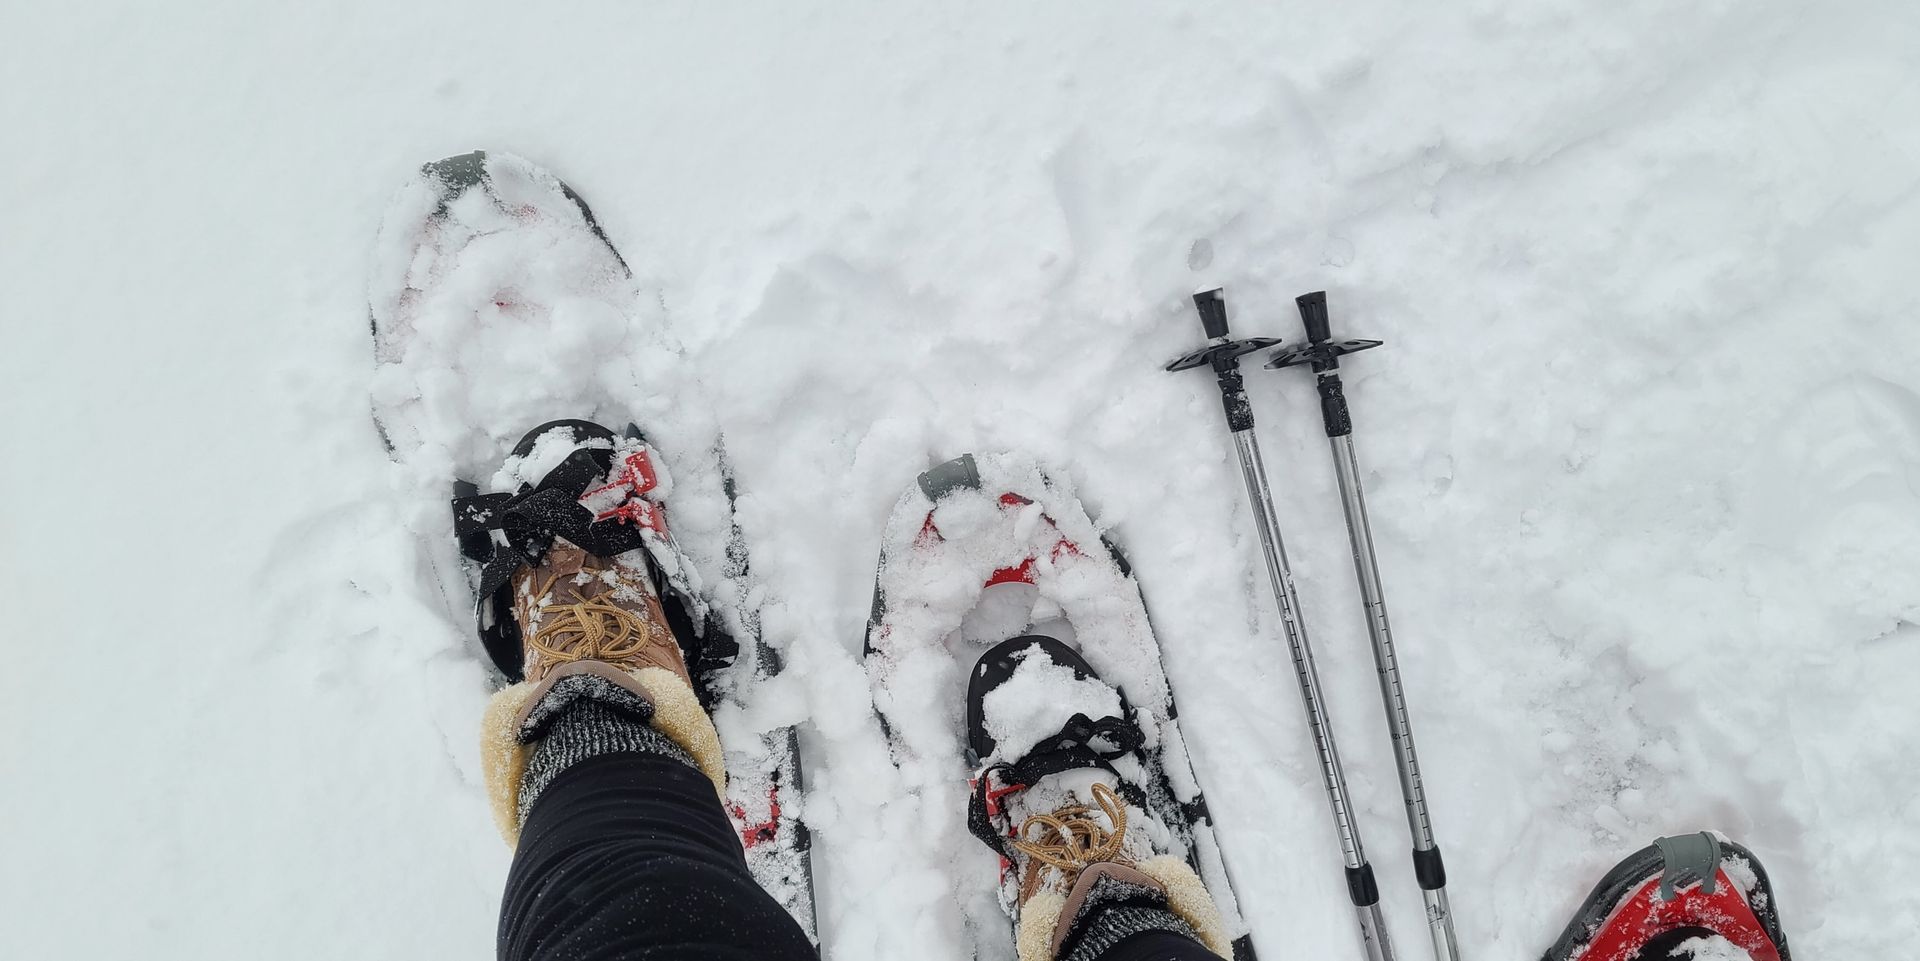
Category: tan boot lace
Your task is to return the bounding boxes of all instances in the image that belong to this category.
[524,570,669,665]
[1012,781,1132,875]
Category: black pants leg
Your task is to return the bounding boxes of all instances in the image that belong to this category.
[499,750,817,961]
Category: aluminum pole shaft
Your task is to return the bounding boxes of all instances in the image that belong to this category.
[1328,431,1459,961]
[1274,290,1462,961]
[1231,427,1397,961]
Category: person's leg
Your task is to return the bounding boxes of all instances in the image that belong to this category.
[495,675,816,961]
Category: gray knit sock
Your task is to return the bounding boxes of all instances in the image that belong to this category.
[1058,873,1208,961]
[516,672,699,824]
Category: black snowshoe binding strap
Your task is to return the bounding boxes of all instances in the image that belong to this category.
[967,712,1149,860]
[1016,714,1148,783]
[451,419,734,683]
[963,634,1155,858]
[967,635,1118,760]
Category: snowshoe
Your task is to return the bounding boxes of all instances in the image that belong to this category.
[1541,832,1790,961]
[864,452,1257,961]
[366,152,815,937]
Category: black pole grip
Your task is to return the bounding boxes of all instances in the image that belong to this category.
[1194,288,1230,338]
[1317,374,1352,437]
[1221,367,1255,432]
[1296,290,1331,344]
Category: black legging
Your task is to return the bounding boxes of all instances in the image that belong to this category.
[501,751,815,961]
[500,750,1216,961]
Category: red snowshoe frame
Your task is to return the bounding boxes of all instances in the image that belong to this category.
[1542,832,1789,961]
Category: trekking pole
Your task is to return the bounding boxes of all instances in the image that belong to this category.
[1268,291,1459,961]
[1167,288,1397,961]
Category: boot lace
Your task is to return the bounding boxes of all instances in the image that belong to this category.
[1012,781,1132,874]
[524,571,663,664]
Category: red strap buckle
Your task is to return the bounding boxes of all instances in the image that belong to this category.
[730,789,783,850]
[969,773,1028,819]
[595,498,665,534]
[584,450,658,500]
[584,449,667,534]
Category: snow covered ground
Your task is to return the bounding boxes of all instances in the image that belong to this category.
[4,2,1918,958]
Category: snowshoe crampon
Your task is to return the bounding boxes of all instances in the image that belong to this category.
[864,452,1256,961]
[1542,832,1789,961]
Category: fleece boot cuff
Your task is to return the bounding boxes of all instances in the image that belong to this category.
[1018,858,1232,961]
[480,660,726,846]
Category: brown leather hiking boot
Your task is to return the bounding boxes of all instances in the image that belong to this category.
[509,539,690,687]
[480,539,727,848]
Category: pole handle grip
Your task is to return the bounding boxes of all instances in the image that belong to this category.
[1296,290,1331,344]
[1194,288,1230,338]
[1318,376,1353,437]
